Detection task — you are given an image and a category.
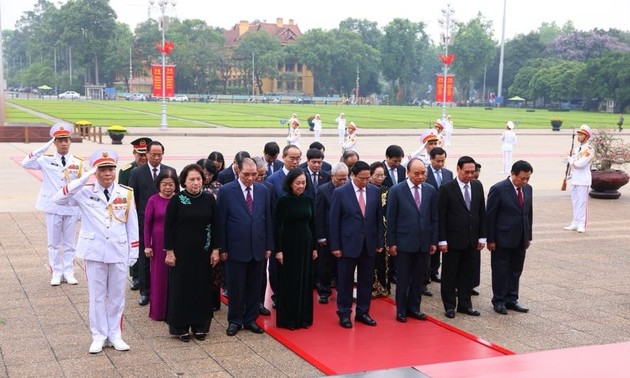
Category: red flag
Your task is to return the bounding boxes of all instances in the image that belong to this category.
[155,41,175,55]
[439,54,455,66]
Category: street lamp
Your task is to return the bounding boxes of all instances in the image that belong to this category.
[149,0,177,131]
[438,4,456,121]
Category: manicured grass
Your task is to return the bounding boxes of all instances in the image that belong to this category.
[7,99,621,130]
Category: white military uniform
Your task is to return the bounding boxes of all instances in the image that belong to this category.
[287,122,301,148]
[342,123,358,152]
[54,149,138,351]
[402,129,438,167]
[567,125,595,231]
[336,114,347,145]
[21,127,85,283]
[501,121,518,173]
[312,115,322,142]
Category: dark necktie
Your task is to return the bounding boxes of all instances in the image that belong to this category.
[104,188,110,201]
[390,168,396,183]
[61,156,66,167]
[312,172,318,193]
[152,167,158,180]
[413,185,421,209]
[267,162,273,176]
[464,184,471,210]
[246,187,253,215]
[517,187,524,209]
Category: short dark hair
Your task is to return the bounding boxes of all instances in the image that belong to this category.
[385,145,404,158]
[511,160,533,175]
[306,148,324,161]
[155,168,180,191]
[351,160,370,176]
[234,151,251,169]
[207,151,225,171]
[197,159,218,180]
[475,162,482,171]
[369,161,386,175]
[179,164,204,188]
[430,147,447,159]
[282,168,306,193]
[457,156,476,169]
[147,141,165,153]
[341,150,360,162]
[264,141,280,156]
[309,141,325,151]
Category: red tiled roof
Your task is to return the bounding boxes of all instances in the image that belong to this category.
[223,20,302,47]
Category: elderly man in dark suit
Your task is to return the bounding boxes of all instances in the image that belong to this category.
[425,147,454,285]
[330,161,384,328]
[438,156,486,319]
[217,158,273,336]
[487,160,533,315]
[303,148,331,199]
[386,159,438,323]
[128,141,178,306]
[315,162,348,304]
[267,145,302,197]
[217,151,251,184]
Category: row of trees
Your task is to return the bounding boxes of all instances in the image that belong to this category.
[3,0,630,110]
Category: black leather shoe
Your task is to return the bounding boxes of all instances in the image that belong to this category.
[178,333,191,342]
[407,311,428,321]
[193,332,206,341]
[259,304,271,316]
[130,279,140,291]
[244,323,264,334]
[355,313,377,326]
[506,303,529,313]
[494,305,508,315]
[339,317,352,329]
[396,313,407,323]
[318,296,329,304]
[445,310,455,318]
[471,289,480,296]
[430,274,441,283]
[138,295,149,306]
[422,288,433,297]
[457,307,481,316]
[226,323,240,336]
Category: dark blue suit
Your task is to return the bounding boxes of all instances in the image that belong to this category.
[217,180,273,326]
[315,181,337,299]
[382,163,406,189]
[217,164,238,185]
[266,169,288,197]
[303,168,331,200]
[386,181,438,315]
[425,166,454,278]
[300,161,332,174]
[267,160,284,176]
[486,178,533,307]
[330,182,383,318]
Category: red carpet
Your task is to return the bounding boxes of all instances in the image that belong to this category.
[253,291,511,375]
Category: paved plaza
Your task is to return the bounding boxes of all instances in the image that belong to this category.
[1,126,629,377]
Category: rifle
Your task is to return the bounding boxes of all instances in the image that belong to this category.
[561,129,576,191]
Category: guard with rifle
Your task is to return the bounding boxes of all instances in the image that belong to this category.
[563,125,594,233]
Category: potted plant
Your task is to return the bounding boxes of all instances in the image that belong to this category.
[550,117,563,131]
[107,125,127,145]
[589,128,630,199]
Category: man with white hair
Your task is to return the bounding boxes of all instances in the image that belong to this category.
[564,124,594,233]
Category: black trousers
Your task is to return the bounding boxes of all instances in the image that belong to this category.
[317,243,337,298]
[137,215,150,296]
[226,258,264,326]
[336,243,375,318]
[440,247,476,311]
[395,250,429,315]
[491,245,526,306]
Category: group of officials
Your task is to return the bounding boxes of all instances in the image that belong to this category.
[24,119,547,353]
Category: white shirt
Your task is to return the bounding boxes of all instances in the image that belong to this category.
[238,180,254,201]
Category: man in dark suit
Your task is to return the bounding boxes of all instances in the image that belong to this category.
[386,159,438,322]
[254,156,277,315]
[438,156,486,319]
[299,141,332,173]
[128,141,178,306]
[315,162,348,304]
[382,145,406,189]
[330,161,384,328]
[425,147,454,284]
[217,151,251,184]
[340,150,360,178]
[487,160,533,315]
[303,148,331,199]
[266,145,301,197]
[217,158,273,336]
[263,142,283,176]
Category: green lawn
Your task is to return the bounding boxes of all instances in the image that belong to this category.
[6,99,621,130]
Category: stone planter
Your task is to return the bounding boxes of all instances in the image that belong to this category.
[551,120,563,131]
[589,169,630,199]
[108,132,125,144]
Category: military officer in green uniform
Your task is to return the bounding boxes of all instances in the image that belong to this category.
[119,137,152,290]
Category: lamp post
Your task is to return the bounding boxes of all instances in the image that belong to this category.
[439,4,455,121]
[497,0,507,105]
[355,63,360,105]
[149,0,177,131]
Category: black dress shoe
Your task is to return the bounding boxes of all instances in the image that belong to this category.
[471,289,480,296]
[355,313,377,326]
[138,295,149,306]
[318,296,329,304]
[193,332,206,341]
[445,310,455,318]
[422,288,433,297]
[407,311,428,321]
[259,304,271,316]
[457,307,481,316]
[244,323,264,334]
[226,323,240,336]
[178,333,191,342]
[494,305,508,315]
[396,313,407,323]
[506,303,529,313]
[430,274,441,283]
[130,279,140,291]
[339,317,352,329]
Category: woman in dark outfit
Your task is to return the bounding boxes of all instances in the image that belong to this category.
[274,168,318,330]
[164,164,220,341]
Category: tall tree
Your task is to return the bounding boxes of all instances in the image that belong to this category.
[233,32,284,96]
[338,18,383,48]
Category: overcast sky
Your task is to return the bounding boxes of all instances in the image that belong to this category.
[2,0,629,43]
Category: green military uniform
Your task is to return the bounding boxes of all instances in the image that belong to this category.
[118,161,138,186]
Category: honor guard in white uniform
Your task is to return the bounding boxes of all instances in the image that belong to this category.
[54,149,139,354]
[434,119,446,147]
[564,124,595,233]
[341,122,358,152]
[402,129,439,167]
[21,122,86,285]
[287,118,301,148]
[335,112,347,145]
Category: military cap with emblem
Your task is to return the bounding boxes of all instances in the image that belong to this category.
[577,124,591,139]
[420,129,439,144]
[90,149,119,168]
[50,122,73,139]
[130,137,153,153]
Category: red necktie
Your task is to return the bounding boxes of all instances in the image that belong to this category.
[517,187,524,209]
[246,187,253,215]
[358,188,366,216]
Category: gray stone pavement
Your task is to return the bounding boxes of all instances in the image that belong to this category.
[1,127,629,377]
